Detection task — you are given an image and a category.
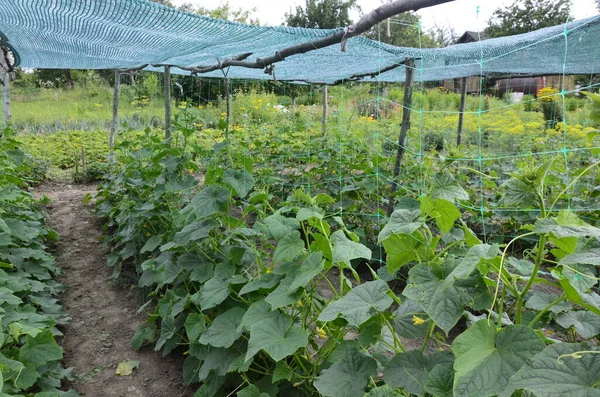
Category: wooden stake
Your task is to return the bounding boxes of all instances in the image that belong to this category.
[225,78,231,133]
[457,76,467,146]
[322,85,328,135]
[109,70,120,148]
[388,58,415,216]
[3,72,11,125]
[164,66,172,140]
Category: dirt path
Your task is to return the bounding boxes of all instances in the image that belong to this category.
[38,183,190,397]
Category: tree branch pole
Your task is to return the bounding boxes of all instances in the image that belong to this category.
[457,76,467,146]
[388,58,415,216]
[164,66,172,140]
[322,85,328,135]
[109,70,120,148]
[2,71,10,125]
[170,0,454,75]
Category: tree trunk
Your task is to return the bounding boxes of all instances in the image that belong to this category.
[3,72,11,125]
[388,59,415,216]
[65,69,74,89]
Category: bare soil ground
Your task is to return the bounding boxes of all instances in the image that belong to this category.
[37,183,191,397]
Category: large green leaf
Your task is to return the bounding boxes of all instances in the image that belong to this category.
[534,210,600,239]
[525,291,571,314]
[223,168,255,198]
[425,363,455,397]
[265,277,303,310]
[245,311,308,361]
[288,252,324,291]
[184,313,206,342]
[404,261,488,334]
[500,343,600,397]
[273,230,304,264]
[447,244,499,282]
[237,384,270,397]
[452,320,545,397]
[181,185,230,219]
[562,264,597,293]
[383,350,452,395]
[502,177,537,207]
[263,213,300,241]
[173,219,219,246]
[18,330,63,367]
[560,246,600,267]
[198,277,229,310]
[0,287,23,305]
[430,172,469,202]
[331,230,371,264]
[314,348,377,397]
[4,218,42,241]
[377,209,422,243]
[382,233,428,274]
[198,307,244,348]
[421,197,461,234]
[392,299,430,339]
[239,273,283,295]
[140,235,162,253]
[318,280,392,327]
[556,310,600,338]
[197,346,238,381]
[239,300,277,332]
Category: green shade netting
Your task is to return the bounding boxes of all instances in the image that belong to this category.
[0,0,599,83]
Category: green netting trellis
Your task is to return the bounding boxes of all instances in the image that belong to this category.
[0,0,599,83]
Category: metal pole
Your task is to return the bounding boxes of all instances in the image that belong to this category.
[388,59,415,216]
[457,76,467,146]
[164,66,171,140]
[109,70,120,148]
[322,85,328,135]
[3,72,11,125]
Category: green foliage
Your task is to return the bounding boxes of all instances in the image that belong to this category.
[365,12,438,49]
[0,128,77,395]
[88,110,600,397]
[285,0,357,29]
[485,0,572,38]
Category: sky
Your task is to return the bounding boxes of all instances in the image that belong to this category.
[170,0,599,32]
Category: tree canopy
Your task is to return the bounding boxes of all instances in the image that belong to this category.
[484,0,572,39]
[150,0,259,25]
[284,0,358,29]
[365,12,439,48]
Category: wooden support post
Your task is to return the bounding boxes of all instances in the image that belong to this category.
[164,66,172,140]
[322,85,328,135]
[3,71,11,125]
[225,78,231,134]
[388,59,415,216]
[457,76,467,146]
[109,70,120,148]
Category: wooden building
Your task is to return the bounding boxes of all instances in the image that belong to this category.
[444,31,576,97]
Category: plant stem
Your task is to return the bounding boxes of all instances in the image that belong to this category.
[420,320,435,352]
[382,316,406,353]
[527,295,566,327]
[516,234,547,325]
